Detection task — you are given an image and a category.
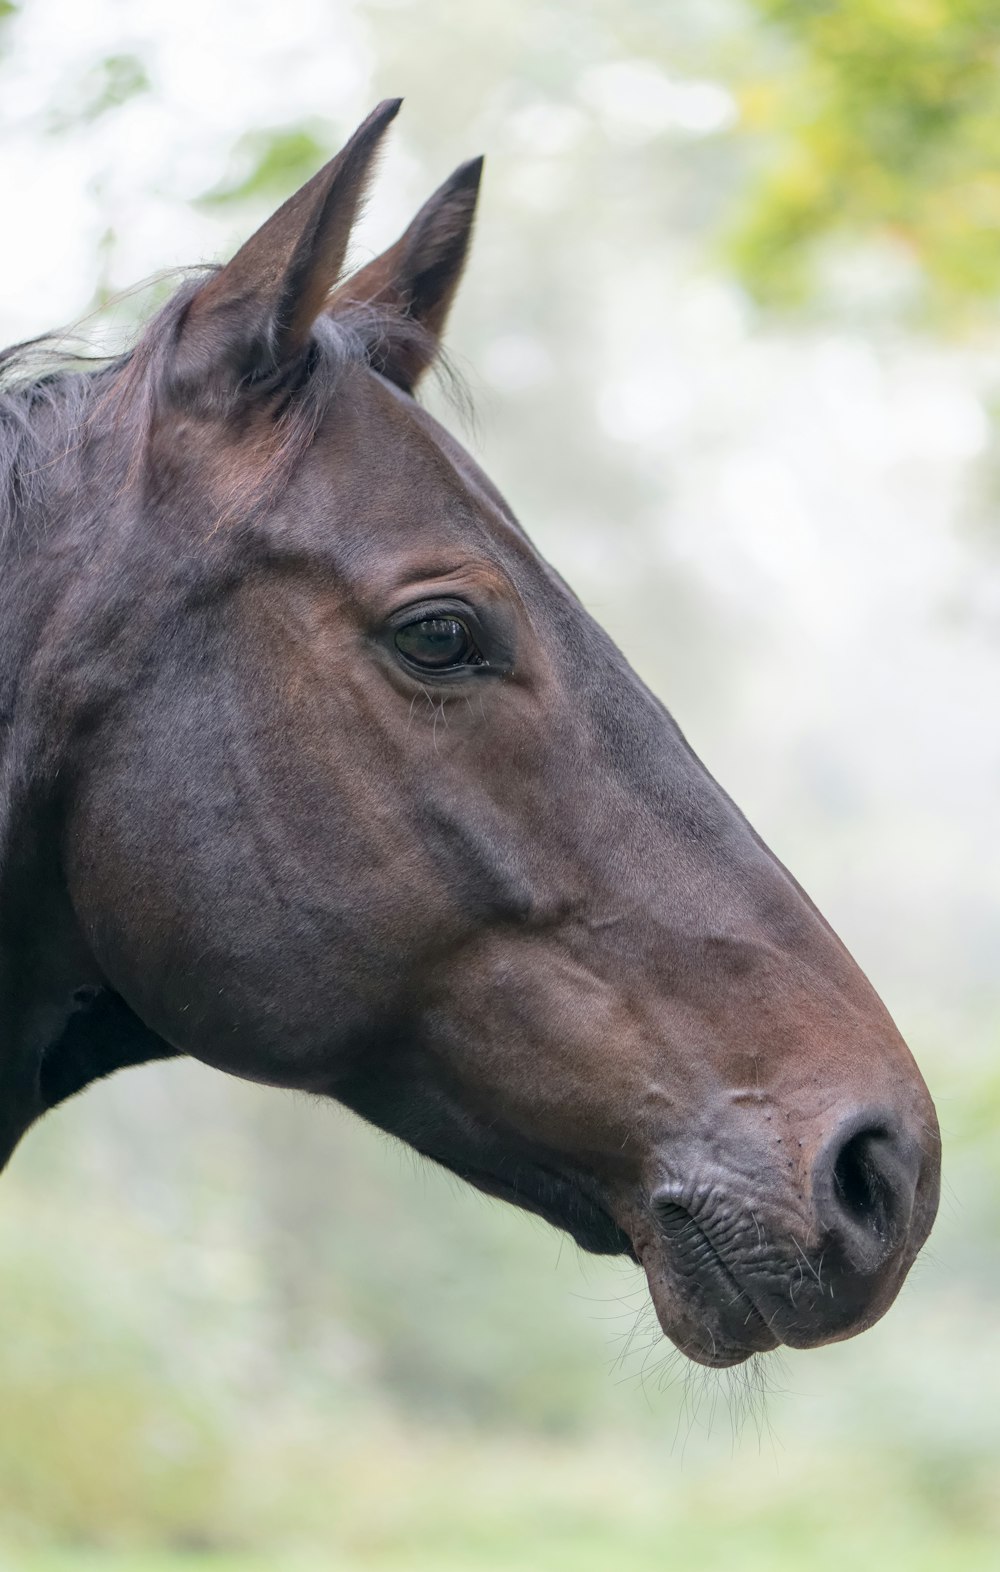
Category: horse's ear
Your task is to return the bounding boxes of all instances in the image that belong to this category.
[330,156,483,393]
[172,99,402,405]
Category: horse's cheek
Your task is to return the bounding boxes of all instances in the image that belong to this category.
[61,737,242,1044]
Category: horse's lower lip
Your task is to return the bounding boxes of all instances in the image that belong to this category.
[635,1231,779,1367]
[686,1249,777,1360]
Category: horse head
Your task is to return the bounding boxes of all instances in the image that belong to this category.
[0,102,939,1367]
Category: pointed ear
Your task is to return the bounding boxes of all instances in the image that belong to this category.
[172,99,402,407]
[330,156,483,393]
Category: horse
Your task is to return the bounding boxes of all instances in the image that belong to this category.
[0,101,939,1369]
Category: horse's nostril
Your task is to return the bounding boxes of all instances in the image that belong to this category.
[833,1127,892,1235]
[816,1113,919,1274]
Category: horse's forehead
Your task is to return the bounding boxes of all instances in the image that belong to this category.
[308,368,463,494]
[303,367,546,587]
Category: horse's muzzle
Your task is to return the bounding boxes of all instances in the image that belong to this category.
[637,1100,940,1367]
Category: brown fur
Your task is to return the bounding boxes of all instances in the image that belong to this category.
[0,107,940,1368]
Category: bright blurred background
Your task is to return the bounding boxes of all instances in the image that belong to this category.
[2,1,999,1568]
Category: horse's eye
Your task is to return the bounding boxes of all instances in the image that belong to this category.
[394,615,481,671]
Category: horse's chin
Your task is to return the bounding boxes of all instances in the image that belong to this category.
[634,1233,781,1369]
[464,1166,775,1365]
[504,1169,779,1366]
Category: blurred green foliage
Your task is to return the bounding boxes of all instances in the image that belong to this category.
[731,1,1000,314]
[202,127,336,208]
[45,54,150,135]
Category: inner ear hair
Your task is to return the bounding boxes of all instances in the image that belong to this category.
[330,155,484,393]
[170,98,403,408]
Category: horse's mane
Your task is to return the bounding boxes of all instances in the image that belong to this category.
[0,270,453,546]
[0,338,107,547]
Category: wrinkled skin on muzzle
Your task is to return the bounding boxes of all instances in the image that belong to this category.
[1,103,939,1368]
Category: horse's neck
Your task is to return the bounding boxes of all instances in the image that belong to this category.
[0,428,77,949]
[0,857,87,1169]
[0,389,83,762]
[0,436,181,1169]
[0,410,105,1162]
[0,665,95,1164]
[0,663,176,1169]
